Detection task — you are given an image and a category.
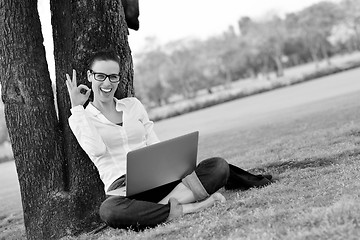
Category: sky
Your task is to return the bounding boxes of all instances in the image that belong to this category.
[37,0,340,80]
[127,0,341,53]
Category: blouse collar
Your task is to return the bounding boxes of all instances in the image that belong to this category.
[87,98,126,117]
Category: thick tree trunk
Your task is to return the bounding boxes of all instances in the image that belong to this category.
[49,0,135,237]
[0,0,69,239]
[0,0,134,239]
[51,0,135,234]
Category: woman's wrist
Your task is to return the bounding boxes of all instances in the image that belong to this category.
[70,105,85,113]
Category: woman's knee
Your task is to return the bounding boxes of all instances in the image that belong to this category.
[196,157,230,193]
[99,196,171,229]
[199,157,229,179]
[99,196,129,228]
[215,157,230,178]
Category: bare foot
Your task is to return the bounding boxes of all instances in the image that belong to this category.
[182,192,226,214]
[212,192,226,203]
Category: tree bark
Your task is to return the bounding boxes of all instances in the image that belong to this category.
[0,0,134,239]
[0,0,68,239]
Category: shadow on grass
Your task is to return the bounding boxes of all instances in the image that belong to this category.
[249,149,360,175]
[347,129,360,138]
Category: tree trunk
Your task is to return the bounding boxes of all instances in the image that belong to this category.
[0,0,68,239]
[49,0,135,237]
[0,0,134,239]
[273,56,284,77]
[309,47,319,70]
[261,56,270,80]
[320,43,331,66]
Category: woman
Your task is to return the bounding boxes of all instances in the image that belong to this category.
[66,50,273,230]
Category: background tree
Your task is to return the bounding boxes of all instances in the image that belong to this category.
[135,49,171,106]
[296,1,343,67]
[130,1,359,105]
[204,27,241,87]
[340,0,360,51]
[0,0,135,239]
[238,19,274,79]
[283,13,311,66]
[262,16,287,77]
[166,44,207,99]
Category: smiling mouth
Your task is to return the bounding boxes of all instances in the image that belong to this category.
[100,87,112,93]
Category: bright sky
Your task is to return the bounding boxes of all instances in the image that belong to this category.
[37,0,340,80]
[127,0,341,53]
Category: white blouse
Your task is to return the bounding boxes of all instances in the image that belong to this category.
[68,97,160,192]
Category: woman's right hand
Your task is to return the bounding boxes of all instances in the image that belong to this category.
[65,69,91,107]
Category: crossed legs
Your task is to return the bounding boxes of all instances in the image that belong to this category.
[159,157,229,217]
[99,157,229,229]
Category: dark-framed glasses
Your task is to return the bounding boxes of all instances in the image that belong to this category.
[89,70,120,83]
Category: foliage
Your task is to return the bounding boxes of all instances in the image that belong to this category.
[147,55,360,121]
[337,0,360,51]
[134,1,360,108]
[134,49,172,106]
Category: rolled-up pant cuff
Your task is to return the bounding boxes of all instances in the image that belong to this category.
[182,171,210,201]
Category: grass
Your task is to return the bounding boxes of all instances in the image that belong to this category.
[57,91,360,239]
[0,212,25,240]
[2,69,360,239]
[0,160,25,240]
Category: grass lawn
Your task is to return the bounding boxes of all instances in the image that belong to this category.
[1,55,360,240]
[57,91,360,240]
[0,161,24,240]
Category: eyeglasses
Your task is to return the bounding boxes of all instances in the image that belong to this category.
[89,70,121,83]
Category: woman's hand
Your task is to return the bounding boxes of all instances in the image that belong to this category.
[65,69,91,107]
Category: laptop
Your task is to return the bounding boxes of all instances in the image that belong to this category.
[107,131,199,197]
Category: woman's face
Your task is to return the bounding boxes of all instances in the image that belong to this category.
[87,60,120,105]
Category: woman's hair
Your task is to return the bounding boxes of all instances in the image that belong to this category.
[85,50,123,103]
[87,50,121,70]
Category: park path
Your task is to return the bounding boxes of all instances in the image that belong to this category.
[155,67,360,140]
[1,66,360,215]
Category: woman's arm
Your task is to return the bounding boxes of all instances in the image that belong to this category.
[135,98,160,145]
[66,69,107,157]
[68,106,107,157]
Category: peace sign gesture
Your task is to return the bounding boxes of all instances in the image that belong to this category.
[65,69,91,107]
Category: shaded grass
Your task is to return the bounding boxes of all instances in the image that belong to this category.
[58,93,360,239]
[0,212,25,240]
[2,91,360,239]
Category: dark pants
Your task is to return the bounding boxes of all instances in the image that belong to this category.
[99,157,271,230]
